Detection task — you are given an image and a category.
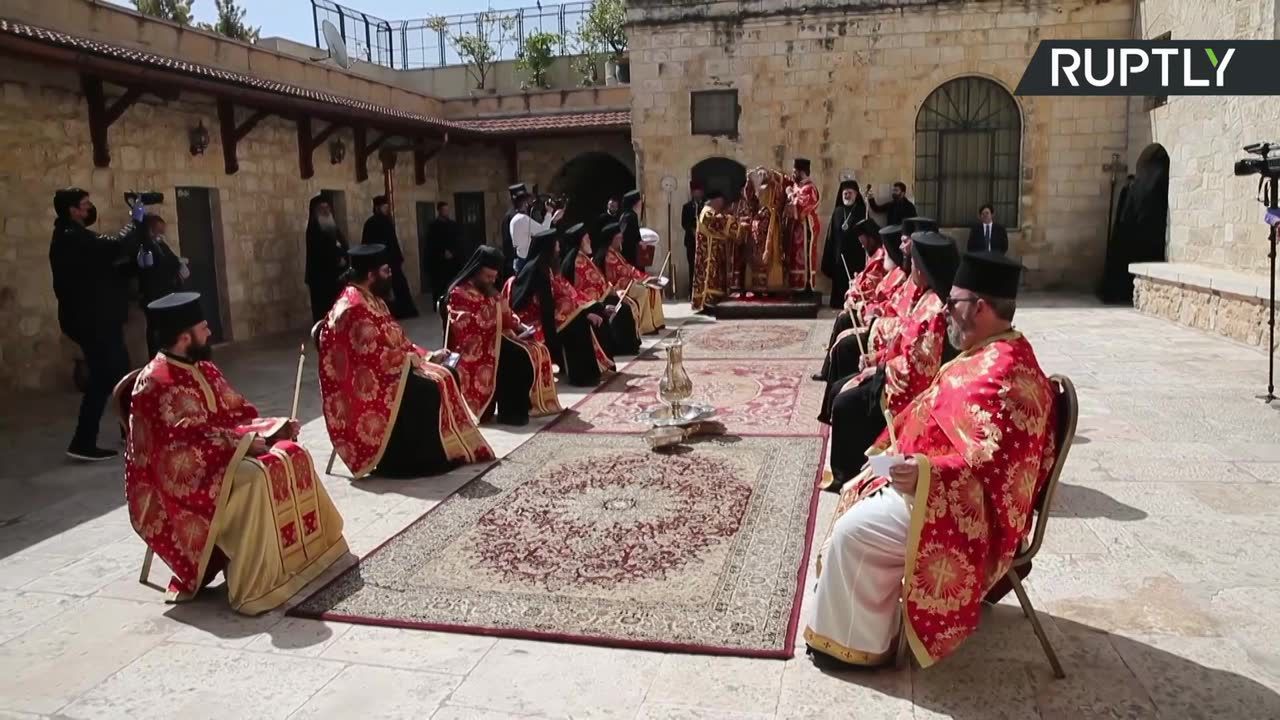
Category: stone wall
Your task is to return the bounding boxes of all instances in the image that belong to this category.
[1130,0,1280,275]
[0,60,448,392]
[626,0,1133,292]
[1134,277,1278,350]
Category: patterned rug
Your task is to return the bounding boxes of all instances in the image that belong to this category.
[291,433,824,658]
[552,359,826,436]
[641,319,831,360]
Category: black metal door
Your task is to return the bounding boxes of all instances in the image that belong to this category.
[416,201,437,291]
[454,191,486,255]
[174,187,225,342]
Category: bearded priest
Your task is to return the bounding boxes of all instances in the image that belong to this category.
[318,245,493,479]
[815,218,884,382]
[443,245,562,425]
[125,292,348,615]
[599,222,666,335]
[561,222,642,355]
[805,251,1057,670]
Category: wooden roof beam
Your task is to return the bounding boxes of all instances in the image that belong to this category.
[216,99,271,174]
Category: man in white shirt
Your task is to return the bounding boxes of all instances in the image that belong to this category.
[509,191,564,272]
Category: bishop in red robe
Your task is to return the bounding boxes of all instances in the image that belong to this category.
[318,245,493,479]
[785,157,822,291]
[444,245,562,424]
[561,222,641,355]
[504,228,614,386]
[600,222,666,335]
[125,292,347,615]
[806,252,1058,669]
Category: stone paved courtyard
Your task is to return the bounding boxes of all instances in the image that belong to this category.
[2,297,1279,719]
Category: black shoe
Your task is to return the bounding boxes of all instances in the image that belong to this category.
[66,445,118,462]
[496,414,530,427]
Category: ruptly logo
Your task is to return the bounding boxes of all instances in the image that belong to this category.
[1015,40,1280,95]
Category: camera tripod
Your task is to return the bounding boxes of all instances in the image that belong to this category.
[1260,174,1278,405]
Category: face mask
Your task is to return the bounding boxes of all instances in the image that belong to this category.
[84,205,98,227]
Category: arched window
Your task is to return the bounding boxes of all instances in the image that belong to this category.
[914,77,1022,228]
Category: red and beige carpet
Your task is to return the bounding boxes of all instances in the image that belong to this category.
[292,318,832,658]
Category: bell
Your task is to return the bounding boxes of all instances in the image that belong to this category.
[657,329,693,417]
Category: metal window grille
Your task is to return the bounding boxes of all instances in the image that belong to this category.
[691,90,739,137]
[312,0,592,70]
[914,76,1022,228]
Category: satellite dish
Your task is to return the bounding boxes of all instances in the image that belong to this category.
[318,20,353,69]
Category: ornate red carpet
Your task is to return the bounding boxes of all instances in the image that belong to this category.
[552,359,825,436]
[292,318,830,657]
[290,433,824,657]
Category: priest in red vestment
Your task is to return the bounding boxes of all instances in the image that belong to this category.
[504,228,613,386]
[784,157,822,291]
[318,245,493,479]
[561,222,642,355]
[443,245,562,425]
[599,222,666,335]
[819,232,960,490]
[125,292,348,615]
[805,251,1057,669]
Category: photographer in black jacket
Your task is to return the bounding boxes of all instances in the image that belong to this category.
[49,188,145,461]
[136,214,188,355]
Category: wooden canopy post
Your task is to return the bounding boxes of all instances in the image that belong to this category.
[216,99,271,175]
[81,74,145,168]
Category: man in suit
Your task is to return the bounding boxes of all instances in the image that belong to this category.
[681,181,705,291]
[966,203,1009,254]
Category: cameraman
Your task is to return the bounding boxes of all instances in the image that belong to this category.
[49,188,146,461]
[508,190,563,273]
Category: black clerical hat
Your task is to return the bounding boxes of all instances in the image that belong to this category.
[349,244,387,275]
[793,158,811,174]
[705,189,724,201]
[838,179,858,193]
[880,225,904,266]
[601,222,622,237]
[563,222,587,242]
[855,217,880,238]
[910,232,961,299]
[953,251,1023,299]
[902,216,938,235]
[508,183,528,199]
[622,189,642,206]
[145,292,204,339]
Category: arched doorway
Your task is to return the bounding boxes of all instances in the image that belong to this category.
[547,151,636,230]
[1100,143,1169,304]
[691,157,747,203]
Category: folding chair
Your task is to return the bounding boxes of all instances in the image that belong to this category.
[110,368,156,587]
[895,374,1078,678]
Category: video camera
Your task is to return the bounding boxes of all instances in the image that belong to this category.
[124,191,165,208]
[1234,143,1280,178]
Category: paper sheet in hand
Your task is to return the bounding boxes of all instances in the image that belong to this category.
[867,454,904,477]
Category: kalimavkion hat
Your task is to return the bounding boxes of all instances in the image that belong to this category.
[910,232,961,299]
[145,292,204,340]
[349,244,387,275]
[855,217,881,238]
[622,189,642,204]
[563,222,587,242]
[508,183,528,199]
[793,158,811,174]
[953,251,1024,300]
[601,222,622,238]
[903,216,938,235]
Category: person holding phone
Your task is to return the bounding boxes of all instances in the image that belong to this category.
[442,246,562,426]
[316,245,494,478]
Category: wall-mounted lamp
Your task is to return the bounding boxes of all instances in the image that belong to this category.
[189,121,210,156]
[329,138,346,165]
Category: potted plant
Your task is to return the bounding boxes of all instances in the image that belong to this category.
[516,31,560,90]
[568,29,606,87]
[429,11,516,93]
[580,0,627,84]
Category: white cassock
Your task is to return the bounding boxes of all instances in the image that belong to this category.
[804,486,912,665]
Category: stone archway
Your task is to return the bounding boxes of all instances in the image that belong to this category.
[691,157,747,203]
[547,151,636,230]
[1101,143,1169,304]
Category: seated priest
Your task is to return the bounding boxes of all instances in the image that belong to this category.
[690,190,742,312]
[599,222,666,335]
[124,292,348,615]
[822,223,918,388]
[443,245,562,425]
[561,222,642,355]
[815,218,884,382]
[504,228,614,387]
[318,244,494,479]
[819,232,960,491]
[805,251,1057,670]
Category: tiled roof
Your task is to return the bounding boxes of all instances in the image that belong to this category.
[0,18,630,137]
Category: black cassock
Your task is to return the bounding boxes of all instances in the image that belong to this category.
[362,213,419,319]
[821,199,867,308]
